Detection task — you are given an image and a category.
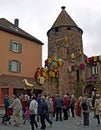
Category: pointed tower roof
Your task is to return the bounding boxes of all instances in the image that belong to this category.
[51,6,78,28]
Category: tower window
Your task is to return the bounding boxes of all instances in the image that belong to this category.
[55,27,59,32]
[77,69,80,82]
[67,27,71,30]
[91,63,98,75]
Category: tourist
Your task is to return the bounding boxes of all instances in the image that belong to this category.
[4,94,10,114]
[36,94,42,122]
[81,94,92,126]
[29,95,38,130]
[62,95,69,120]
[39,96,52,129]
[48,97,54,120]
[54,94,63,121]
[23,107,30,124]
[75,96,82,125]
[21,94,29,120]
[94,94,101,124]
[69,95,75,117]
[9,94,22,127]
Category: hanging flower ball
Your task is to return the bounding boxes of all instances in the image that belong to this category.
[64,36,68,41]
[57,59,63,66]
[68,66,72,72]
[71,53,75,59]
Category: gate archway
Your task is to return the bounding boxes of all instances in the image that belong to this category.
[84,84,95,97]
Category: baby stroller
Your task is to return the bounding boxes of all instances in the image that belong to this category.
[2,108,13,125]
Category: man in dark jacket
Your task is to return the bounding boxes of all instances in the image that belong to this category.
[39,96,52,129]
[54,94,63,121]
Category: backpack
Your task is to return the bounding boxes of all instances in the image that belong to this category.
[81,99,88,111]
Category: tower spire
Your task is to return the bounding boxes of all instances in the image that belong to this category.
[61,6,66,10]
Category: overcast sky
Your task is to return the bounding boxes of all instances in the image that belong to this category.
[0,0,101,66]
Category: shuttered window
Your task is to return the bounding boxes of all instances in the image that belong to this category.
[9,40,22,53]
[8,60,21,72]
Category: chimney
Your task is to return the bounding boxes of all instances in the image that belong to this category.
[14,18,19,28]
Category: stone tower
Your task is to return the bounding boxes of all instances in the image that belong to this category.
[46,7,86,96]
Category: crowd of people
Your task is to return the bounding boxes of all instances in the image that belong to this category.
[3,92,101,130]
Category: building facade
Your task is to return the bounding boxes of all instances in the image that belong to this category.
[0,18,44,106]
[0,7,101,106]
[42,7,101,97]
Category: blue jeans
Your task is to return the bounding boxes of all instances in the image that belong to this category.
[45,113,52,124]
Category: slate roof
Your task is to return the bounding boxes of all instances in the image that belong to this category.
[0,18,44,45]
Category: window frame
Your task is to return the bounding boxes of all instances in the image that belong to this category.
[9,40,22,53]
[8,60,21,73]
[91,63,98,75]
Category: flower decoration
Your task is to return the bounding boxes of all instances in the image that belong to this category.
[85,56,99,63]
[34,67,48,85]
[35,56,63,85]
[45,56,63,68]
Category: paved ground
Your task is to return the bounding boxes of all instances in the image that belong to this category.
[0,109,101,130]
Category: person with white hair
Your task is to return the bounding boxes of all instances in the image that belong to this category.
[9,95,22,127]
[75,96,82,125]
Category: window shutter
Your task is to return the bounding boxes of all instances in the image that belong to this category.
[18,61,21,72]
[8,60,12,71]
[9,40,13,51]
[18,43,22,53]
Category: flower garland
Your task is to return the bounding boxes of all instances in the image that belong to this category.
[85,56,100,63]
[45,56,63,68]
[34,56,63,85]
[67,63,85,72]
[70,49,83,59]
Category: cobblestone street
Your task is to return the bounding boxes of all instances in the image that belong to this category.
[0,109,101,130]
